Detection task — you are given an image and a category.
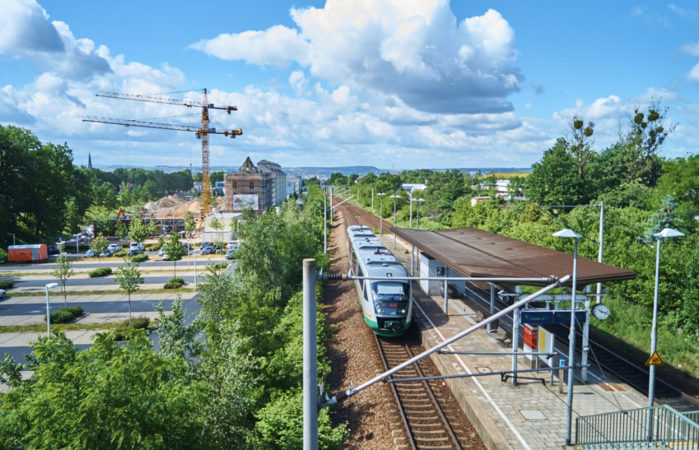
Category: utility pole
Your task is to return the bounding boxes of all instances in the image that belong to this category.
[303,259,318,449]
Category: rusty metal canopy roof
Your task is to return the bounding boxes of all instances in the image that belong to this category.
[395,227,635,286]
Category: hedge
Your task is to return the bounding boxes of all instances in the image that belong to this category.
[88,267,112,278]
[113,250,127,257]
[113,317,150,341]
[48,306,84,323]
[0,280,14,289]
[164,278,185,289]
[130,254,149,263]
[145,243,162,251]
[208,262,228,270]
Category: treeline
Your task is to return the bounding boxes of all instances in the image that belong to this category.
[338,104,698,375]
[0,125,193,248]
[0,185,347,448]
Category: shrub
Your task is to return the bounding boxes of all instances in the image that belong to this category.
[0,248,7,263]
[130,253,149,263]
[0,280,14,289]
[145,243,162,252]
[88,267,112,278]
[48,306,83,323]
[113,317,150,341]
[113,250,127,257]
[164,277,185,289]
[208,262,228,270]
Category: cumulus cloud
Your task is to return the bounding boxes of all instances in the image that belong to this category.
[191,0,521,114]
[0,0,110,81]
[688,63,699,82]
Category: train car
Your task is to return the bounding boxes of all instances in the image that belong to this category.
[347,225,413,337]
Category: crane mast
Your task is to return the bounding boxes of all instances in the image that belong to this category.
[87,89,241,216]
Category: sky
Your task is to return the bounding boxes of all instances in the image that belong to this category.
[0,0,698,170]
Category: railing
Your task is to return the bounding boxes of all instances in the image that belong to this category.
[682,410,699,425]
[576,405,699,448]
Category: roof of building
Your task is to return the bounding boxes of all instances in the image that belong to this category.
[395,227,636,286]
[238,157,258,173]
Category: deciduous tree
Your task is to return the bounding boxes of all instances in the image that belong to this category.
[114,260,143,323]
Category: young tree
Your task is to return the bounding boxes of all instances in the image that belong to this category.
[115,220,128,240]
[623,103,674,186]
[209,216,224,252]
[146,219,159,238]
[569,115,595,180]
[128,216,148,245]
[52,247,73,308]
[184,211,196,237]
[114,261,143,323]
[91,234,109,265]
[163,232,185,278]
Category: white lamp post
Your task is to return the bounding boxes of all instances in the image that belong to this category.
[390,194,400,248]
[45,282,59,335]
[646,227,684,440]
[377,193,385,234]
[553,229,581,446]
[411,198,425,229]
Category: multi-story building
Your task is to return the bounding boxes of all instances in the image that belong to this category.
[223,157,276,212]
[286,175,301,197]
[257,159,286,206]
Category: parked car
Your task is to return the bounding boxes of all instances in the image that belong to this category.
[201,246,217,255]
[100,248,116,257]
[200,241,213,249]
[107,243,121,253]
[225,248,237,260]
[227,241,239,251]
[85,249,99,257]
[127,248,142,256]
[47,244,60,255]
[0,289,6,299]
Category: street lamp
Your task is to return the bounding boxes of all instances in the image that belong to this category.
[390,194,400,248]
[647,227,684,440]
[553,228,581,446]
[6,233,15,246]
[411,198,425,230]
[45,282,59,335]
[377,193,385,234]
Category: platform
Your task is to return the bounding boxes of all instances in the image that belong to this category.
[378,233,649,449]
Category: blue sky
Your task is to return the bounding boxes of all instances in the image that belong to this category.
[1,0,697,170]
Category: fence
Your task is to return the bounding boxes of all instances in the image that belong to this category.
[576,405,699,448]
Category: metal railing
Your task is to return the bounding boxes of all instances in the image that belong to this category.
[576,405,699,448]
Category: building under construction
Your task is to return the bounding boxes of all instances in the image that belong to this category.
[223,157,286,213]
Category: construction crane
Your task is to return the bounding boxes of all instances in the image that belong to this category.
[84,89,241,216]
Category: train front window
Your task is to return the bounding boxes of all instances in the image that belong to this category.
[372,283,409,316]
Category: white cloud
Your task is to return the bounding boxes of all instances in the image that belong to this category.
[189,25,309,68]
[192,0,521,115]
[689,62,699,82]
[681,42,699,56]
[0,0,63,53]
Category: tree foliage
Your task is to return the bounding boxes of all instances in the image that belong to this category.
[114,260,144,322]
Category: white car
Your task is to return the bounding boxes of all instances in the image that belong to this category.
[107,243,121,252]
[0,289,6,299]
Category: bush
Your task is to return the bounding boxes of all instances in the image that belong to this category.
[113,250,127,257]
[48,306,83,323]
[0,280,14,289]
[0,248,7,263]
[208,262,228,270]
[145,243,162,251]
[164,277,185,289]
[113,317,150,341]
[130,253,149,263]
[88,267,112,278]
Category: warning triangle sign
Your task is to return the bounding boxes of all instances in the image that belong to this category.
[646,351,663,366]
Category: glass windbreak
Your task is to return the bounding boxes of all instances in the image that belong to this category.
[372,282,409,316]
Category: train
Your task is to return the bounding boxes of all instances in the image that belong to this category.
[346,225,413,337]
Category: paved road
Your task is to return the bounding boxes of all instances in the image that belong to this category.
[14,275,202,288]
[0,300,176,315]
[0,256,228,272]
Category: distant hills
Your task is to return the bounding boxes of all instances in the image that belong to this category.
[93,164,531,178]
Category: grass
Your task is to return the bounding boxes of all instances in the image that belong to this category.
[7,287,196,297]
[0,319,160,334]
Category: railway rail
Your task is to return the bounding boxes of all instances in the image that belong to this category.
[334,197,699,412]
[375,328,470,449]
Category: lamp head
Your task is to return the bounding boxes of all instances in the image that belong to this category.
[654,228,684,239]
[46,283,59,289]
[553,229,581,239]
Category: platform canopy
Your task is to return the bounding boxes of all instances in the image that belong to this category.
[395,227,635,286]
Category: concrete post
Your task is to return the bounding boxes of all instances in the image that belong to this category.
[488,283,496,333]
[596,201,604,304]
[443,277,448,315]
[410,244,415,276]
[303,259,318,450]
[581,286,590,382]
[512,307,520,385]
[565,237,579,446]
[323,188,327,254]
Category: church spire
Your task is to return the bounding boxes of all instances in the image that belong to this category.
[88,153,92,169]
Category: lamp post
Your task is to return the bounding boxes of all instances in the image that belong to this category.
[377,193,385,234]
[411,198,425,229]
[45,282,59,335]
[390,194,400,249]
[646,227,684,440]
[553,229,581,446]
[7,233,15,246]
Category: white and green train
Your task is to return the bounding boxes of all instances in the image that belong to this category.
[347,225,413,337]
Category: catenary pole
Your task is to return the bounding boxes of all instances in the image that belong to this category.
[303,259,318,449]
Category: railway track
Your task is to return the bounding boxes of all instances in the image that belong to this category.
[335,197,699,412]
[375,327,470,449]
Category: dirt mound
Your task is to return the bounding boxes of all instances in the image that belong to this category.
[156,195,185,209]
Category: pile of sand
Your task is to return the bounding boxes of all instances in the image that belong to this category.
[145,194,227,219]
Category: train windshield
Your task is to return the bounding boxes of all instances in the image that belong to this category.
[372,282,409,316]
